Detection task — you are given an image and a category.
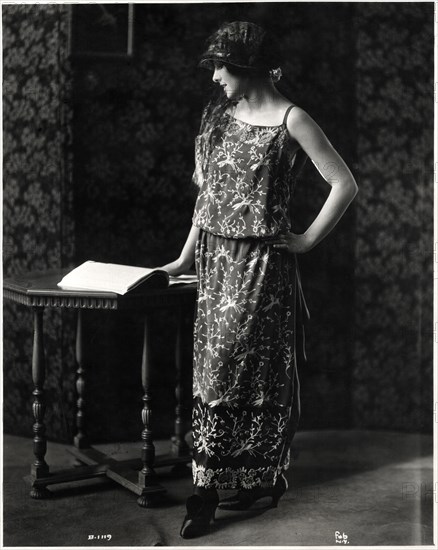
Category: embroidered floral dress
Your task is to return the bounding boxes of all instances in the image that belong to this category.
[191,99,308,490]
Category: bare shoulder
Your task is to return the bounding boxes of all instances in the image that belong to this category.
[286,106,327,143]
[287,105,314,126]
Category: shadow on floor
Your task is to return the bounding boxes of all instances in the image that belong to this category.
[3,429,433,547]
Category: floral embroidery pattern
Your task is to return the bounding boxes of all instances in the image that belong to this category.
[192,104,300,239]
[192,459,291,491]
[191,101,304,489]
[192,174,300,488]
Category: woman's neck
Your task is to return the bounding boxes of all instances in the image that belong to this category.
[236,80,283,113]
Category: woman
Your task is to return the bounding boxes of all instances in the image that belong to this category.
[161,21,358,538]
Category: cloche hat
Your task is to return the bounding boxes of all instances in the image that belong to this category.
[198,21,282,71]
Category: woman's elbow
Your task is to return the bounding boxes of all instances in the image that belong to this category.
[342,177,359,201]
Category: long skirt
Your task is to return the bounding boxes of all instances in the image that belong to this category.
[192,229,301,490]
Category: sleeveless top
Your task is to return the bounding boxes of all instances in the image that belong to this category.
[192,101,306,239]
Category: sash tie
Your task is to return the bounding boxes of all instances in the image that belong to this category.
[295,253,310,362]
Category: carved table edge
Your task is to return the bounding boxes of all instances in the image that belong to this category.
[3,289,119,310]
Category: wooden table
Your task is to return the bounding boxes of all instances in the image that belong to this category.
[3,268,197,507]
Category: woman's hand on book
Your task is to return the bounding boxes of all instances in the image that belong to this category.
[160,257,193,277]
[161,225,199,276]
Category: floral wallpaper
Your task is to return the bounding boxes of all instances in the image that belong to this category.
[3,4,76,441]
[3,3,433,443]
[352,3,433,431]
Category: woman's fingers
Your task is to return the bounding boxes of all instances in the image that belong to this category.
[265,233,288,250]
[265,233,304,252]
[266,234,288,243]
[266,232,309,254]
[273,242,289,249]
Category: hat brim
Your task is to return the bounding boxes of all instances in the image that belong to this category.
[198,56,268,70]
[198,56,255,70]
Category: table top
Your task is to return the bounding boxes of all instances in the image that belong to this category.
[4,268,197,310]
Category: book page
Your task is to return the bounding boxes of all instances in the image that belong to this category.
[58,261,166,294]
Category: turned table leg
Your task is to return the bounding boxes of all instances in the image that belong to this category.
[30,307,51,499]
[74,309,89,449]
[137,314,165,507]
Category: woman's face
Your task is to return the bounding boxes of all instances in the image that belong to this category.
[212,62,248,100]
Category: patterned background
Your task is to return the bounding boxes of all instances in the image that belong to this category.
[353,3,433,431]
[3,3,433,443]
[3,4,77,440]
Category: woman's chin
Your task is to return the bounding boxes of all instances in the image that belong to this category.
[225,89,243,101]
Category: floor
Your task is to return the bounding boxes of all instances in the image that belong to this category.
[2,430,434,548]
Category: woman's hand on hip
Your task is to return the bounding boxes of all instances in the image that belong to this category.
[270,232,313,254]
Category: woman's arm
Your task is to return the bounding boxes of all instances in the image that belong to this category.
[273,107,358,253]
[160,224,200,276]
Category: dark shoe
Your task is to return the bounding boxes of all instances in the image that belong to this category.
[218,474,288,511]
[180,494,218,539]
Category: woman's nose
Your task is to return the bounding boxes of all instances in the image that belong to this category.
[212,69,220,83]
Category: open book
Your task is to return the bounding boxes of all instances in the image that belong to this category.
[57,261,197,295]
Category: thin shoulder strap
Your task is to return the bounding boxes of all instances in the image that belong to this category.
[283,104,295,126]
